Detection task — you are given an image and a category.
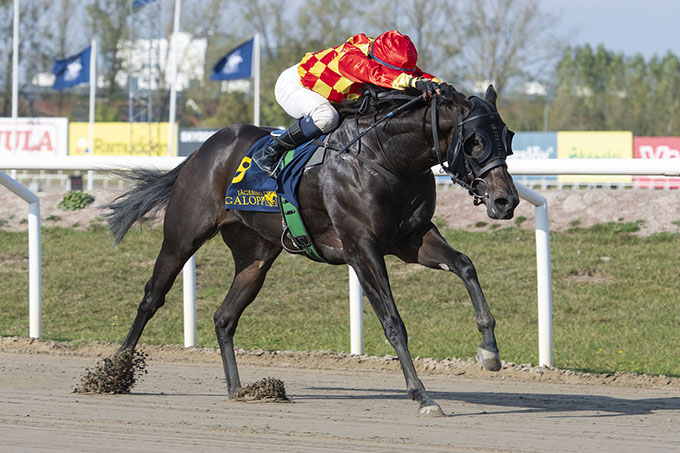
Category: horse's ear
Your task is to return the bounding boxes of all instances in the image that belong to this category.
[485,85,498,108]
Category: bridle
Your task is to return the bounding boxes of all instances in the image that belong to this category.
[431,94,514,205]
[335,91,514,204]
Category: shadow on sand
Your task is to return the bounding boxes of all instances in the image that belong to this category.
[296,386,680,418]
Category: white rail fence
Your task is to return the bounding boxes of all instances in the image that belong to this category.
[0,170,41,338]
[3,157,680,366]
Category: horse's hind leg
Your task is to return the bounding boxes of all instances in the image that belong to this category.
[119,206,220,353]
[118,240,198,352]
[394,224,501,371]
[213,224,282,397]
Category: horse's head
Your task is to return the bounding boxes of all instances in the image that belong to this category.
[445,85,519,220]
[337,84,518,220]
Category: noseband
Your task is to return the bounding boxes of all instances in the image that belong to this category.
[431,95,514,204]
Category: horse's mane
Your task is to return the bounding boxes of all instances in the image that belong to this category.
[336,86,423,116]
[336,85,457,118]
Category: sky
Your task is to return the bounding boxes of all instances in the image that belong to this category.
[543,0,680,59]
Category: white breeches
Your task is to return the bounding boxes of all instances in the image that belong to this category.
[274,65,340,133]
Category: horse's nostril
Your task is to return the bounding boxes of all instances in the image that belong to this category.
[495,198,509,210]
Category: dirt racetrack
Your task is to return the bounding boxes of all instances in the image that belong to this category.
[2,186,680,451]
[1,338,679,452]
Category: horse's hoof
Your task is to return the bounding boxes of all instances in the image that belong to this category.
[227,387,241,400]
[477,347,501,371]
[419,403,445,417]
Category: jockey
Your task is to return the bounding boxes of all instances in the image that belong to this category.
[253,30,450,175]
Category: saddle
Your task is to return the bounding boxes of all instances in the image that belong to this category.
[225,133,328,261]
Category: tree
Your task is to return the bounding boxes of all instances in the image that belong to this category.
[85,0,129,99]
[649,53,680,136]
[0,0,15,116]
[296,0,359,51]
[623,55,652,134]
[365,0,460,81]
[236,0,292,126]
[0,0,57,117]
[549,44,680,135]
[178,0,232,125]
[451,0,564,96]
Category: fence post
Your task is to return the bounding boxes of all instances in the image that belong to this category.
[515,182,553,367]
[183,254,196,347]
[0,170,42,338]
[349,266,364,355]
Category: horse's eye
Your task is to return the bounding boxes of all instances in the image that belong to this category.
[464,135,485,157]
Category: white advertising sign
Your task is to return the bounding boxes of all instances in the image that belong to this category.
[0,117,69,158]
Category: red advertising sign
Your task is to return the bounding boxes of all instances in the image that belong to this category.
[633,137,680,189]
[0,117,69,158]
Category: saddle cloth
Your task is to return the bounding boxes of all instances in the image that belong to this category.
[224,133,327,212]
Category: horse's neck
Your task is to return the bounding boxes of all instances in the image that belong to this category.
[376,104,456,176]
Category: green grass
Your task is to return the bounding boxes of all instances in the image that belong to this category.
[1,222,678,377]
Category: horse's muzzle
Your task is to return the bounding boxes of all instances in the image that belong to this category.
[486,193,518,220]
[475,172,519,220]
[471,174,519,220]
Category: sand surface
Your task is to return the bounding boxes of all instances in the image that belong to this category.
[2,185,679,451]
[1,338,679,452]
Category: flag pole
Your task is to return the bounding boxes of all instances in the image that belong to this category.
[87,37,97,190]
[253,33,260,126]
[11,0,19,177]
[167,0,181,156]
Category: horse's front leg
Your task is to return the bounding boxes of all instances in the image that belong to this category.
[394,223,501,371]
[345,239,444,417]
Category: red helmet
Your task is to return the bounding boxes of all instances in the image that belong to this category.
[370,30,418,72]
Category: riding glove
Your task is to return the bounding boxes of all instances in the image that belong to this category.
[412,77,440,95]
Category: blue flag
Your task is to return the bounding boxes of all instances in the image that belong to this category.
[52,46,91,90]
[133,0,156,9]
[211,38,254,81]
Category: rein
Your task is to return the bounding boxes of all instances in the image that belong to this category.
[335,91,491,204]
[336,94,425,156]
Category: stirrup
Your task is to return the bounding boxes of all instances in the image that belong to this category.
[265,157,284,177]
[253,146,283,175]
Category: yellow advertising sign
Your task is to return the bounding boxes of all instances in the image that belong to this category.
[69,122,177,156]
[557,131,633,183]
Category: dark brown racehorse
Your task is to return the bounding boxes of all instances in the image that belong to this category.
[105,84,518,416]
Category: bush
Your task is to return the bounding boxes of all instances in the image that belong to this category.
[58,191,95,211]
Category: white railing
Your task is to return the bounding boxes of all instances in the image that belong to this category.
[483,158,677,366]
[1,156,186,172]
[3,156,679,366]
[0,170,42,338]
[508,158,680,176]
[514,183,553,366]
[2,157,194,345]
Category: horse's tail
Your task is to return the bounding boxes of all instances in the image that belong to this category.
[103,158,190,244]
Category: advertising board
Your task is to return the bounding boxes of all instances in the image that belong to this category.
[69,122,177,156]
[633,137,680,189]
[178,128,219,156]
[508,132,557,182]
[557,131,633,184]
[0,117,69,158]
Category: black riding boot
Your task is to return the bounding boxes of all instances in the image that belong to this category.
[253,118,322,176]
